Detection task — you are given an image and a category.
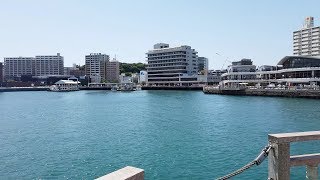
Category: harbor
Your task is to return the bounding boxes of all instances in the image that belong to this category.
[1,1,320,179]
[1,90,320,179]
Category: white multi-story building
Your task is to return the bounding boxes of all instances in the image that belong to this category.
[85,53,110,83]
[4,57,35,79]
[35,53,64,76]
[139,70,147,84]
[293,17,320,57]
[146,43,199,86]
[220,56,320,88]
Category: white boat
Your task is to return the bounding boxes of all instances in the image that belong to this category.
[117,84,135,91]
[49,80,80,92]
[111,85,118,91]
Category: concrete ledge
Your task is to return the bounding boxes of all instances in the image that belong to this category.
[290,153,320,167]
[203,87,320,99]
[142,86,202,90]
[269,131,320,143]
[96,166,144,180]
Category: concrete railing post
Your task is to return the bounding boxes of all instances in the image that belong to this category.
[268,131,320,180]
[306,165,318,180]
[268,142,290,180]
[96,166,144,180]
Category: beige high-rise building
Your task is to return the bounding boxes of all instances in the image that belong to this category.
[85,53,110,83]
[106,60,120,83]
[293,17,320,57]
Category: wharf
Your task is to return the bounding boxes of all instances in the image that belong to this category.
[0,87,49,92]
[79,86,111,90]
[203,86,320,99]
[142,86,202,90]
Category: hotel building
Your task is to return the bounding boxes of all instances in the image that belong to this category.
[85,53,110,83]
[146,43,199,86]
[293,17,320,57]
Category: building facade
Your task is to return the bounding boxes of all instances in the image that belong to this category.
[85,53,110,83]
[106,60,120,82]
[139,70,147,84]
[220,56,320,88]
[293,17,320,57]
[198,57,209,73]
[4,57,35,80]
[0,62,3,83]
[35,53,64,76]
[146,43,199,86]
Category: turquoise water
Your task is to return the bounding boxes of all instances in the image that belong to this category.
[1,90,320,179]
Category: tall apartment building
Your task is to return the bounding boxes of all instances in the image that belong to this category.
[198,57,209,73]
[293,17,320,57]
[106,60,120,82]
[4,57,35,79]
[35,53,64,76]
[85,53,110,83]
[146,43,199,86]
[0,62,3,83]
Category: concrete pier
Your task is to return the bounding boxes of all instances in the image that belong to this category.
[203,86,320,99]
[0,87,49,92]
[96,166,144,180]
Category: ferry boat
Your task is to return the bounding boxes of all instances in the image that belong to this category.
[49,80,80,92]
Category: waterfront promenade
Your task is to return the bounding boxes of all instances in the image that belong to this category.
[3,85,320,99]
[203,86,320,99]
[0,86,49,92]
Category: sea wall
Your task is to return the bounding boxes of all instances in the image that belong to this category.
[203,87,320,99]
[79,87,111,90]
[0,87,49,92]
[142,86,203,90]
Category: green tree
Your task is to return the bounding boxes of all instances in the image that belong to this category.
[120,63,146,74]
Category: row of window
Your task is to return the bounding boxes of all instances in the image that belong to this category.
[147,51,187,57]
[148,55,187,60]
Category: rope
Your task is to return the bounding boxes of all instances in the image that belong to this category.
[216,161,256,180]
[215,145,272,180]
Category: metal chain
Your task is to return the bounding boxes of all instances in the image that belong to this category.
[215,144,272,180]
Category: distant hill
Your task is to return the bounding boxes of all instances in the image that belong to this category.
[120,63,146,76]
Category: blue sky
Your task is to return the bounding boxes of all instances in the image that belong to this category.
[1,0,319,69]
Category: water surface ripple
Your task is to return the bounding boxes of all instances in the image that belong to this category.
[1,90,320,179]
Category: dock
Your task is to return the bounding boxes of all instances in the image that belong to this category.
[142,86,203,90]
[203,86,320,99]
[0,87,49,92]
